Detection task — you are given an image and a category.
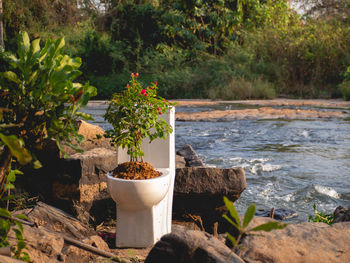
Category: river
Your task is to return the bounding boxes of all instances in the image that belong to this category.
[83,101,350,221]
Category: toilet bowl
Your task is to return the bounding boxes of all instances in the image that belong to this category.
[107,168,171,247]
[107,107,175,248]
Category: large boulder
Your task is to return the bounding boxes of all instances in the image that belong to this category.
[174,167,246,233]
[174,167,246,212]
[145,225,244,263]
[236,221,350,263]
[176,144,204,167]
[17,121,118,224]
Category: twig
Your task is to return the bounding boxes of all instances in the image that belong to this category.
[213,222,218,238]
[63,236,127,263]
[188,214,205,231]
[269,208,275,219]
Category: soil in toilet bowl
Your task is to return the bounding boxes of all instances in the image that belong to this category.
[113,161,162,180]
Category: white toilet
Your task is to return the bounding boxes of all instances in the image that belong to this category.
[107,107,175,248]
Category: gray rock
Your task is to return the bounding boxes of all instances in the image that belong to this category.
[176,144,204,167]
[334,206,350,223]
[173,167,246,234]
[174,167,246,212]
[255,208,298,220]
[145,225,244,263]
[236,221,350,263]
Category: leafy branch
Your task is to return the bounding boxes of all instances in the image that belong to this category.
[223,196,287,248]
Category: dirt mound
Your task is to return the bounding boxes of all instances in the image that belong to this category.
[113,161,161,180]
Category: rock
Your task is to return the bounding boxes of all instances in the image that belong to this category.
[68,147,118,223]
[255,208,298,220]
[334,206,350,223]
[176,107,347,121]
[176,144,204,167]
[8,224,65,263]
[63,120,113,156]
[174,167,246,212]
[17,121,118,224]
[0,255,26,263]
[174,167,246,233]
[62,235,110,263]
[236,221,350,263]
[25,202,95,239]
[176,155,186,168]
[145,225,244,263]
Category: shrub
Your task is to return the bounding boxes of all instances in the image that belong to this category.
[308,204,334,225]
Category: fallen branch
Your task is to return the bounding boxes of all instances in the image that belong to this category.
[63,236,129,263]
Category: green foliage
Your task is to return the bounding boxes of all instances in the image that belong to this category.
[104,73,175,161]
[223,196,287,248]
[0,31,96,158]
[2,1,350,99]
[0,195,30,262]
[308,204,334,225]
[339,66,350,100]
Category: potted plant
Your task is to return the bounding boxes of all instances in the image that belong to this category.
[104,72,175,179]
[104,73,176,247]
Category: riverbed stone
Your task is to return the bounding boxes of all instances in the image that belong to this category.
[174,167,246,210]
[236,221,350,263]
[333,206,350,223]
[174,167,246,233]
[145,225,244,263]
[255,208,298,220]
[176,144,204,167]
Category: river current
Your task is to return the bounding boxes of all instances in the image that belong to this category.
[83,102,350,221]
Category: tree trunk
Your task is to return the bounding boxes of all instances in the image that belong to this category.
[0,0,4,48]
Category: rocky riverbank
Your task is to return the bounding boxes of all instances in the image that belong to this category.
[4,106,350,262]
[174,99,350,121]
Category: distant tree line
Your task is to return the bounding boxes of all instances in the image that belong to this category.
[1,0,350,99]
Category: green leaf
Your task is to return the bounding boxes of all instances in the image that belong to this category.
[5,183,15,190]
[3,71,20,84]
[14,214,28,221]
[0,208,12,218]
[222,214,239,229]
[250,222,287,232]
[226,232,236,247]
[14,221,24,233]
[21,32,30,52]
[223,196,240,228]
[31,38,41,55]
[243,203,256,228]
[33,160,42,169]
[0,134,32,165]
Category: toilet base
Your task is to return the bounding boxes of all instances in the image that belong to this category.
[115,201,168,248]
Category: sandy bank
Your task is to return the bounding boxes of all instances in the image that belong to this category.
[176,107,347,121]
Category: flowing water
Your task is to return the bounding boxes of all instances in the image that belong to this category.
[83,102,350,221]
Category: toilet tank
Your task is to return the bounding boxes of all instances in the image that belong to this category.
[117,107,175,169]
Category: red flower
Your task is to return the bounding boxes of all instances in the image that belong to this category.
[135,73,139,77]
[157,107,162,115]
[141,89,147,96]
[154,81,157,86]
[126,84,130,88]
[131,73,135,77]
